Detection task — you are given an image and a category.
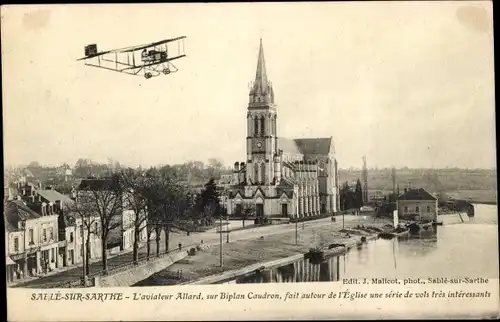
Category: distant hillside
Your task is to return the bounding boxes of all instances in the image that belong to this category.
[339,168,497,194]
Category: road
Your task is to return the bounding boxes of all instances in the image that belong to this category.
[13,215,376,288]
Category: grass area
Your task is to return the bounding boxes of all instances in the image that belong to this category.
[135,216,391,286]
[448,190,497,204]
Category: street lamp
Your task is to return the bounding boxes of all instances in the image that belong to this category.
[295,203,298,245]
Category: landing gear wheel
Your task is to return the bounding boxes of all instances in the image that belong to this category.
[163,68,171,75]
[144,72,152,79]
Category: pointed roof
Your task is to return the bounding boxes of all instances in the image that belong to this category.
[278,137,335,156]
[4,200,41,232]
[254,38,268,90]
[295,137,335,155]
[398,188,437,201]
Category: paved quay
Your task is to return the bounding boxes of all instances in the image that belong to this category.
[135,215,390,286]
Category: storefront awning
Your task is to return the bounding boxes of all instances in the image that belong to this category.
[5,257,16,265]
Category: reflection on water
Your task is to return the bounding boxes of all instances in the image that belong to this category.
[224,204,498,284]
[233,255,341,284]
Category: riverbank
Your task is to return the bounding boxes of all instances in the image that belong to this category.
[134,216,392,286]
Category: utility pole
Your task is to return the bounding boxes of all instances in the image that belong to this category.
[342,199,345,229]
[81,218,87,285]
[219,214,223,267]
[226,217,230,243]
[362,155,369,204]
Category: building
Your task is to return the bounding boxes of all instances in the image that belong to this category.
[226,40,340,219]
[397,188,438,221]
[78,177,147,252]
[4,199,60,282]
[31,188,104,267]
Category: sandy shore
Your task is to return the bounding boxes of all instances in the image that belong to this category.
[134,215,392,286]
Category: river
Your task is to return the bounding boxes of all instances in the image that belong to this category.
[228,204,499,283]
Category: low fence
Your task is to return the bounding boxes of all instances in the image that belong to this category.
[289,213,333,223]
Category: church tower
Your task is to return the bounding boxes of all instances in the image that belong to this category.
[246,39,278,186]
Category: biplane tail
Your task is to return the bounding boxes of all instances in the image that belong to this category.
[85,44,98,56]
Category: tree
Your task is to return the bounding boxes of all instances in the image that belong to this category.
[206,158,224,179]
[27,161,41,168]
[339,182,353,211]
[74,158,93,178]
[196,178,221,223]
[146,168,190,254]
[119,168,152,264]
[63,198,99,277]
[354,178,364,209]
[77,176,123,273]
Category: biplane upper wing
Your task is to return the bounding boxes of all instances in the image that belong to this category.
[76,50,113,61]
[120,36,187,53]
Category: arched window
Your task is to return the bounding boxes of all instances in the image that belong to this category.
[260,116,265,136]
[254,116,259,136]
[254,164,259,184]
[260,163,266,183]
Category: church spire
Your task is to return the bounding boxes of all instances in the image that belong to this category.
[254,38,268,90]
[249,38,274,105]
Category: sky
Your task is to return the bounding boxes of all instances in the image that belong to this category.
[2,2,496,170]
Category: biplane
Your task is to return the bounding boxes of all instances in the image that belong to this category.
[77,36,187,79]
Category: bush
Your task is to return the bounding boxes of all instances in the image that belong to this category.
[188,248,197,256]
[304,247,325,264]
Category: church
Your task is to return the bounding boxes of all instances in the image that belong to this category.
[226,40,340,220]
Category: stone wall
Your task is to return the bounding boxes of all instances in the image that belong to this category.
[95,250,188,287]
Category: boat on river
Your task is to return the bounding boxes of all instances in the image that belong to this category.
[407,221,433,234]
[378,227,410,239]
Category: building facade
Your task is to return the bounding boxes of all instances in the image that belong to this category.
[226,40,340,219]
[397,188,438,221]
[5,200,60,282]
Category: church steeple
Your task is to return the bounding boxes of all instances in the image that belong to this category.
[255,39,268,90]
[249,39,274,105]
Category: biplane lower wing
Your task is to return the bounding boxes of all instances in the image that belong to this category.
[77,36,187,79]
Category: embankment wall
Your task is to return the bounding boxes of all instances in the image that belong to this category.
[438,212,470,224]
[95,251,188,287]
[187,235,373,285]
